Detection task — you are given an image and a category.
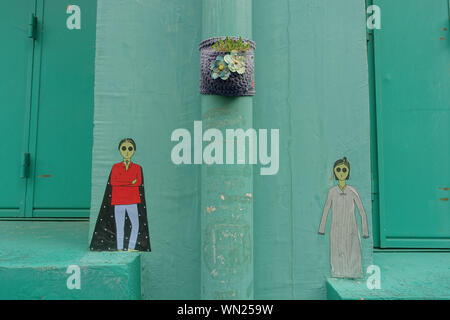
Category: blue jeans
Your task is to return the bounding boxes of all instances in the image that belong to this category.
[114,204,139,250]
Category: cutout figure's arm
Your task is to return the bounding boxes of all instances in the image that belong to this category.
[318,190,333,235]
[134,167,142,186]
[110,166,132,186]
[353,190,369,238]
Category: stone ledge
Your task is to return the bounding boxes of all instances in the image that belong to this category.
[0,221,141,300]
[326,251,450,300]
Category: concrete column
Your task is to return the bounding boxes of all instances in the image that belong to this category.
[201,0,254,300]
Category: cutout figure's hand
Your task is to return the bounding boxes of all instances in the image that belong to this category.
[132,179,137,184]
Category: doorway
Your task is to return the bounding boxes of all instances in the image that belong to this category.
[372,0,450,248]
[0,0,97,218]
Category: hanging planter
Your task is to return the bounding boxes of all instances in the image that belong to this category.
[199,36,255,97]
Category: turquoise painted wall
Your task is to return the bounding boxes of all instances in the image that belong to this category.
[90,0,372,299]
[253,0,373,299]
[90,0,203,299]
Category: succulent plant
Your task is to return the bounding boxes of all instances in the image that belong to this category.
[212,36,250,52]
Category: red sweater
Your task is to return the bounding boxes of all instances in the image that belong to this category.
[110,162,142,205]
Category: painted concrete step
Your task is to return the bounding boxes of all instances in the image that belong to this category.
[0,221,141,300]
[326,251,450,300]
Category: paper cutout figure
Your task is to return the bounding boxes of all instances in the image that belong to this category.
[90,138,151,252]
[318,157,368,278]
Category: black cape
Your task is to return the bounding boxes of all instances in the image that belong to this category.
[90,166,151,252]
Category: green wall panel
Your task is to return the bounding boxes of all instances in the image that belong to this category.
[91,0,372,299]
[90,0,202,299]
[253,0,373,299]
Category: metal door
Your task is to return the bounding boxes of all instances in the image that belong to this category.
[0,0,97,218]
[374,0,450,247]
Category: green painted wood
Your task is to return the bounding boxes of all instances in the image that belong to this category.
[0,0,35,217]
[0,0,96,218]
[28,0,96,217]
[374,0,450,248]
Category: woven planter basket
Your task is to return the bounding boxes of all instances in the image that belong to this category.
[199,37,255,97]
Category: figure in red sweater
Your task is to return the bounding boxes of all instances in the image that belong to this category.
[90,138,151,252]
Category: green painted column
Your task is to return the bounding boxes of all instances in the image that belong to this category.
[201,0,254,300]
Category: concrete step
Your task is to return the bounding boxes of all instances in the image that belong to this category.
[0,221,141,300]
[326,251,450,300]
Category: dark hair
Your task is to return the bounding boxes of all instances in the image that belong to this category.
[118,138,136,151]
[333,157,350,180]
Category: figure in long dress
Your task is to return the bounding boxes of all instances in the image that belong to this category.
[318,157,369,278]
